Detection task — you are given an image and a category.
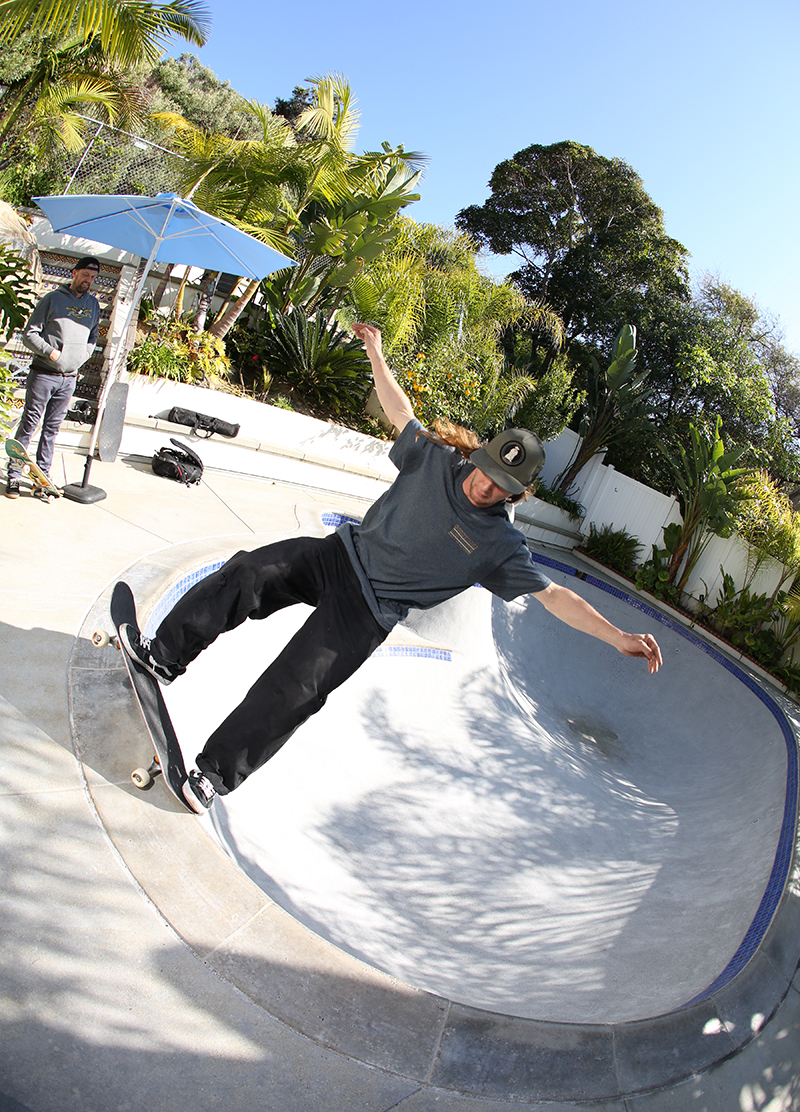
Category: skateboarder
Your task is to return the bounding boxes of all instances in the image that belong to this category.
[120,324,663,811]
[5,256,101,498]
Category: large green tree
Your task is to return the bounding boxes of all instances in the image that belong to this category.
[146,53,263,141]
[456,140,691,355]
[611,277,800,489]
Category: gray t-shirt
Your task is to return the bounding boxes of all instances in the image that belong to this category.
[338,418,551,630]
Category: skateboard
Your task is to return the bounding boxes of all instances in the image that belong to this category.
[97,381,129,462]
[4,438,61,502]
[99,581,196,813]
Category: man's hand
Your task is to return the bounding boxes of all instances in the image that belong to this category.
[616,632,663,674]
[352,322,382,359]
[49,349,60,362]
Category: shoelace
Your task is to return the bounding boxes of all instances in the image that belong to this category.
[193,774,215,802]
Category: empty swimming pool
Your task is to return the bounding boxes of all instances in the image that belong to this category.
[159,547,798,1024]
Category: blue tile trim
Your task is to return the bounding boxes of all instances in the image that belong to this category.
[321,511,363,528]
[143,560,226,638]
[372,646,452,662]
[529,552,580,576]
[529,552,800,1004]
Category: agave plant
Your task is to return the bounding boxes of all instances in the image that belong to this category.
[259,308,372,416]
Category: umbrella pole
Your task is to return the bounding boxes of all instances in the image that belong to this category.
[63,247,161,503]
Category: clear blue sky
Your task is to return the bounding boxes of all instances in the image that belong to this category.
[189,0,800,354]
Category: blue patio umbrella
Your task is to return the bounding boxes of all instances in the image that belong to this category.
[32,192,294,501]
[34,192,292,281]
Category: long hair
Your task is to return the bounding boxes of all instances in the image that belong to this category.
[418,418,481,458]
[417,418,533,503]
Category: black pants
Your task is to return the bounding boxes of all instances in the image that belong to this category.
[154,533,388,793]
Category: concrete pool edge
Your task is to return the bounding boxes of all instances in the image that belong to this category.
[67,535,800,1104]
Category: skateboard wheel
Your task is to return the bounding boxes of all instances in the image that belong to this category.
[131,767,153,789]
[91,630,111,648]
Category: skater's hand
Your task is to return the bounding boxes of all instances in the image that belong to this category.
[49,349,60,362]
[352,322,383,360]
[617,632,663,674]
[536,583,663,676]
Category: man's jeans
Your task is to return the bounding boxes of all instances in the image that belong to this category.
[8,371,76,479]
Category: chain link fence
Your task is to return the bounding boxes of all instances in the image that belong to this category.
[59,114,188,197]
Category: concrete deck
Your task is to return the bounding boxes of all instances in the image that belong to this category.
[1,441,800,1112]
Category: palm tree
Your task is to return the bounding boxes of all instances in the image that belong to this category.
[0,35,148,153]
[206,77,421,338]
[0,0,210,159]
[661,415,754,591]
[0,0,211,69]
[150,99,305,336]
[151,75,423,344]
[552,324,653,493]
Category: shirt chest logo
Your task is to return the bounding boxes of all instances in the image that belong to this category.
[449,524,478,555]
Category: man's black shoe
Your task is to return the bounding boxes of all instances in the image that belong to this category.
[118,624,182,685]
[182,770,216,811]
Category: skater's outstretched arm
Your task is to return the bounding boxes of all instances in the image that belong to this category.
[353,323,415,433]
[535,582,663,675]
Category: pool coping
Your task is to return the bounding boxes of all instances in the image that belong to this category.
[68,534,800,1103]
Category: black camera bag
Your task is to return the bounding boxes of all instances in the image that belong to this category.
[166,406,240,439]
[151,438,203,486]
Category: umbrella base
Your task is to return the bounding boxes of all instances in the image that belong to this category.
[62,482,107,504]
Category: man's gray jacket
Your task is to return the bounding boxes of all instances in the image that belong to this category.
[23,285,101,375]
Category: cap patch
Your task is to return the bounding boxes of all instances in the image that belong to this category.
[499,441,525,468]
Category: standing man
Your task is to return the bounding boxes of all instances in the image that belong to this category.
[120,323,663,812]
[6,255,101,498]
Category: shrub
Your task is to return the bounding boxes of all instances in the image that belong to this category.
[0,243,37,341]
[128,319,231,385]
[256,309,372,418]
[634,544,681,605]
[583,523,641,577]
[697,569,800,672]
[532,481,585,522]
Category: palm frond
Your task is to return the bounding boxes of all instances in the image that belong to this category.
[0,0,211,68]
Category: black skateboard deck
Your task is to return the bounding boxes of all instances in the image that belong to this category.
[97,381,129,462]
[110,581,196,812]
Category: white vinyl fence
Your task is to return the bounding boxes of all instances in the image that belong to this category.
[536,427,786,604]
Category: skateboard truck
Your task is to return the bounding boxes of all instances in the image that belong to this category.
[91,625,162,789]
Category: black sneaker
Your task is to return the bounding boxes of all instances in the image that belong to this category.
[183,770,216,811]
[5,479,20,498]
[118,623,182,685]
